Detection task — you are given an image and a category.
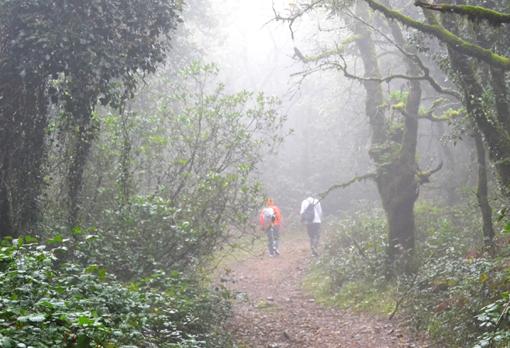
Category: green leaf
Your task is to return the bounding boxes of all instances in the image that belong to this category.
[17,313,46,323]
[78,315,95,326]
[24,235,39,244]
[47,234,64,245]
[72,226,83,236]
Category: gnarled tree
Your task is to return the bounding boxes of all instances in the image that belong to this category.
[0,0,181,235]
[362,0,510,197]
[275,0,455,273]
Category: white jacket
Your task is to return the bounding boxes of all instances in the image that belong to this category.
[300,197,322,223]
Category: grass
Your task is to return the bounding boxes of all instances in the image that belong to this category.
[203,229,267,277]
[302,263,396,316]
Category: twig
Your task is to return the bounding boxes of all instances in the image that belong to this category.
[271,0,325,40]
[389,272,419,320]
[317,173,376,202]
[494,300,510,329]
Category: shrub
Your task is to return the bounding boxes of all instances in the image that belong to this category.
[313,202,503,347]
[319,209,388,290]
[0,238,232,347]
[306,209,391,315]
[475,295,510,348]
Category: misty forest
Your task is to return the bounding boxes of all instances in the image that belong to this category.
[2,0,510,347]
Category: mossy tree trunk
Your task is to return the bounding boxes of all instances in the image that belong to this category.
[439,3,510,198]
[474,131,495,253]
[67,115,95,228]
[354,2,422,274]
[64,81,97,228]
[442,33,498,250]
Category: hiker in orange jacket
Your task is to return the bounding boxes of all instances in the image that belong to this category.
[259,198,282,256]
[261,198,281,229]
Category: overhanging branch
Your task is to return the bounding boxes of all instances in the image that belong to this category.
[414,1,510,25]
[417,161,443,184]
[346,8,462,100]
[363,0,510,70]
[331,57,460,100]
[318,173,376,201]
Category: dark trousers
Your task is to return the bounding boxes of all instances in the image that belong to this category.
[266,225,280,255]
[306,223,320,255]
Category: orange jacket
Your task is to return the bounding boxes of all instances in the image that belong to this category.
[259,205,282,227]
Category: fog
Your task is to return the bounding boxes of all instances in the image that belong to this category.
[1,1,508,346]
[182,0,479,219]
[180,0,381,217]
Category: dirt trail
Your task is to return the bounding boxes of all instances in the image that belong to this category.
[224,233,427,348]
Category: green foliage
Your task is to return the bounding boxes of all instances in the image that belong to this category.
[84,195,228,280]
[318,209,389,290]
[0,0,182,236]
[45,62,284,279]
[475,295,510,348]
[0,239,232,347]
[472,215,510,348]
[414,202,482,257]
[312,202,505,346]
[30,61,282,348]
[1,0,181,104]
[403,252,494,346]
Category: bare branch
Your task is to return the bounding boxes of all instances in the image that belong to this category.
[283,2,462,100]
[495,300,510,330]
[332,57,459,96]
[292,37,359,64]
[271,0,325,40]
[345,8,462,100]
[389,272,419,320]
[418,111,458,122]
[416,100,463,122]
[318,173,376,201]
[417,161,443,184]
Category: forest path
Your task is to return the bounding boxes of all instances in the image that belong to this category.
[223,231,427,348]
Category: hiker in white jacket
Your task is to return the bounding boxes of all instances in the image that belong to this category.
[300,196,323,256]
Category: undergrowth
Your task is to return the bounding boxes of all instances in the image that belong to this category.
[304,201,510,348]
[0,237,233,348]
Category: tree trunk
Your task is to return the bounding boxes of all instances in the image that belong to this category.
[490,67,510,134]
[450,51,510,193]
[377,161,418,273]
[437,122,459,204]
[67,106,96,227]
[0,74,48,237]
[437,5,510,196]
[474,131,495,253]
[0,184,11,237]
[119,108,132,206]
[354,1,421,274]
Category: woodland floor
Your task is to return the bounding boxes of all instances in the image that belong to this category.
[222,231,429,348]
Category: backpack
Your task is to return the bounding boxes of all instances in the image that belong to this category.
[262,207,275,228]
[301,201,315,224]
